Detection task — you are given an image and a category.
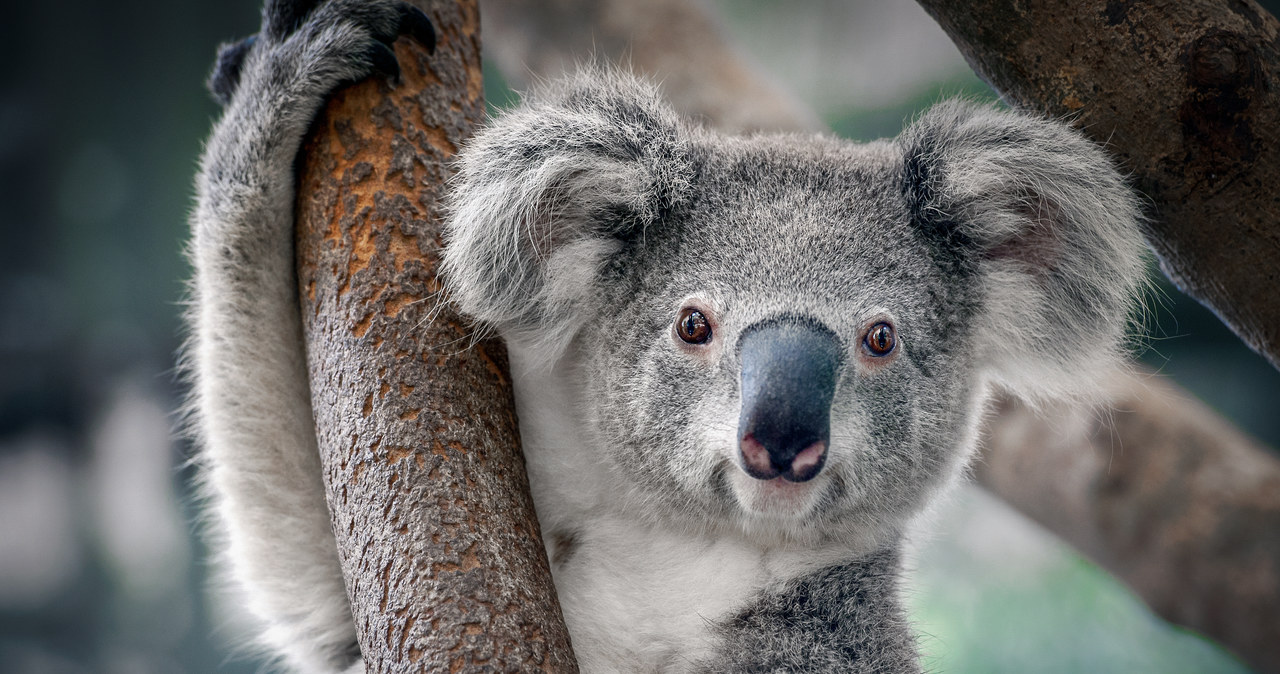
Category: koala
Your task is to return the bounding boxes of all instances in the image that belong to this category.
[188,1,1146,672]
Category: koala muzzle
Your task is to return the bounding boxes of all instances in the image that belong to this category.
[737,319,841,483]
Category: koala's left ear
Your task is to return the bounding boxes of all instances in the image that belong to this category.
[443,69,693,360]
[899,101,1147,400]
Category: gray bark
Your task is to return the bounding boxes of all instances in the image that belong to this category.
[914,0,1280,370]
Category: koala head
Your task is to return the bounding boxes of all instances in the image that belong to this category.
[443,70,1145,545]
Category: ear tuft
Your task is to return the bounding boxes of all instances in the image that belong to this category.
[899,101,1148,401]
[443,67,694,359]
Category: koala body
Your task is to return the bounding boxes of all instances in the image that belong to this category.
[442,72,1145,671]
[189,2,1145,672]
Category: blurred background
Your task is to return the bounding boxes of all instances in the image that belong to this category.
[0,0,1276,671]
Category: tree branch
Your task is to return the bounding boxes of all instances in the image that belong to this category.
[294,0,576,669]
[482,0,1280,670]
[913,0,1280,370]
[977,370,1280,673]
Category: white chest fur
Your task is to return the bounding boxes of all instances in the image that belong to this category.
[556,518,763,671]
[507,349,854,672]
[550,512,852,672]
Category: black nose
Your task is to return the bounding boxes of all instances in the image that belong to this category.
[737,318,841,483]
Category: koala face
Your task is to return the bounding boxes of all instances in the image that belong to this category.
[574,137,978,542]
[444,70,1144,545]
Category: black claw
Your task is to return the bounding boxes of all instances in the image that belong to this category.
[208,35,256,106]
[369,41,401,81]
[398,5,436,54]
[263,0,323,41]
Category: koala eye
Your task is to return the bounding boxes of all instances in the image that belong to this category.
[676,307,713,345]
[864,322,896,356]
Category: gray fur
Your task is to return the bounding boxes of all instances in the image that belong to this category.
[190,6,1145,666]
[187,1,415,671]
[445,68,1143,541]
[707,546,917,673]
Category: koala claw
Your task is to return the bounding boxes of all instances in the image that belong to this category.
[365,4,437,83]
[397,4,436,54]
[368,41,401,82]
[208,35,256,107]
[207,1,436,105]
[363,5,437,84]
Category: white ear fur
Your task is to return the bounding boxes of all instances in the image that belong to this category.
[442,68,692,362]
[900,101,1147,402]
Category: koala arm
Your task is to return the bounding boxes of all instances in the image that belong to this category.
[187,1,432,670]
[705,548,920,674]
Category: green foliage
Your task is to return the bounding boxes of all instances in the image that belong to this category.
[909,497,1250,674]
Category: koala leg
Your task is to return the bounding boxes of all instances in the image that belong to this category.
[188,1,432,671]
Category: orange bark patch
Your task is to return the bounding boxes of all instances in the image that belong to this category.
[353,311,374,338]
[387,446,413,464]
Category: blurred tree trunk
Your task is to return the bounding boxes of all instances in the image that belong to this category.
[292,0,576,670]
[910,2,1280,669]
[978,372,1280,673]
[482,0,822,135]
[914,0,1280,371]
[484,0,1280,671]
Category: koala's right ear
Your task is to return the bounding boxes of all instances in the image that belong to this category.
[443,69,693,357]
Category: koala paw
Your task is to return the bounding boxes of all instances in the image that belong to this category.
[208,35,256,106]
[206,0,436,106]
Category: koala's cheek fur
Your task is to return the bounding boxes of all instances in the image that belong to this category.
[583,326,734,519]
[684,389,740,489]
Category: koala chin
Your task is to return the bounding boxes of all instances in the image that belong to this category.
[190,2,1144,666]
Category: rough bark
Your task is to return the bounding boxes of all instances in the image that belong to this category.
[293,0,576,670]
[977,371,1280,673]
[482,0,1280,670]
[913,0,1280,370]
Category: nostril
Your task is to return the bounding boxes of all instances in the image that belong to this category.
[739,434,827,482]
[784,441,826,483]
[739,434,780,480]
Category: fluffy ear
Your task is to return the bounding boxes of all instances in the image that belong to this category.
[443,68,693,358]
[899,101,1146,401]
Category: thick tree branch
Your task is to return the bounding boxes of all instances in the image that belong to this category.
[294,0,576,669]
[482,0,1280,670]
[913,0,1280,370]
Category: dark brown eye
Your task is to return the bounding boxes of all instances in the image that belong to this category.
[864,322,896,356]
[676,307,712,344]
